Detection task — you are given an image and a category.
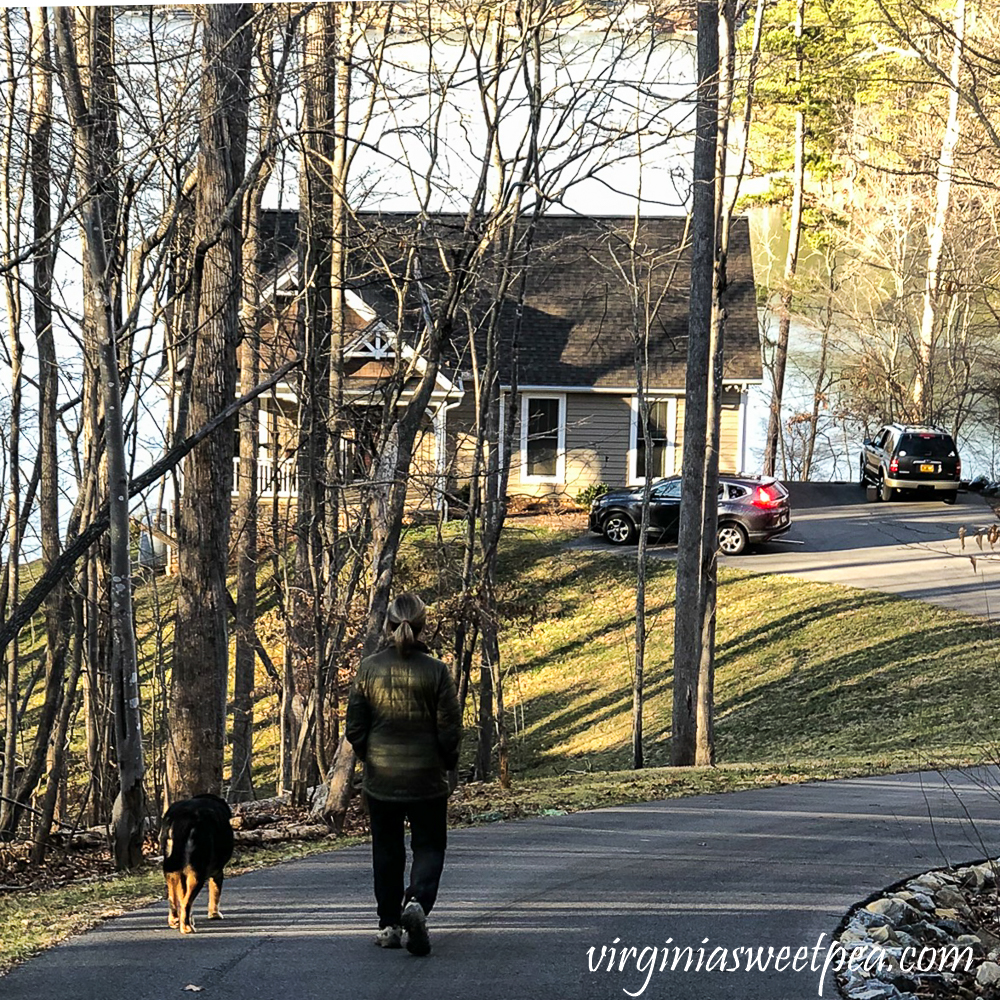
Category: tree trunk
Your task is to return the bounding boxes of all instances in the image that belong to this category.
[27,6,73,855]
[672,0,720,768]
[286,3,336,801]
[231,10,290,803]
[693,0,738,768]
[763,0,805,478]
[168,4,252,802]
[54,6,147,868]
[913,0,964,421]
[0,8,23,833]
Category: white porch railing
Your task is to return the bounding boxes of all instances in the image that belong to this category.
[232,455,297,497]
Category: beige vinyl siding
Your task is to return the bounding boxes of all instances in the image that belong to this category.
[564,394,631,493]
[407,415,441,508]
[671,392,742,475]
[673,397,685,472]
[446,393,481,484]
[502,392,631,499]
[445,387,747,501]
[719,391,741,474]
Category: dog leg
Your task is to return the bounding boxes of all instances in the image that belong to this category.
[180,867,203,934]
[165,871,181,929]
[207,872,224,920]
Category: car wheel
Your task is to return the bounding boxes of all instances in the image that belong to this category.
[859,455,867,486]
[942,490,958,505]
[602,512,637,545]
[879,475,895,502]
[717,522,748,556]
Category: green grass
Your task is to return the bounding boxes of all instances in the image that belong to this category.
[482,533,999,775]
[2,519,999,973]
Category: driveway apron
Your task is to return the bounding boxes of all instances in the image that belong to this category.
[4,769,999,1000]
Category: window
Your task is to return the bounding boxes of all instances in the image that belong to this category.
[651,479,682,500]
[630,397,676,482]
[520,394,565,482]
[898,433,956,459]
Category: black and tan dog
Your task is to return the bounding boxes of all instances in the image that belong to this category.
[161,793,235,934]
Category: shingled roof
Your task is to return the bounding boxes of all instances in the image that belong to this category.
[259,210,762,389]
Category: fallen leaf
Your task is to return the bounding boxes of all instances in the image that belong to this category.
[970,556,977,572]
[183,987,204,993]
[958,526,966,549]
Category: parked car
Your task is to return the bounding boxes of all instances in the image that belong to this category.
[588,475,791,555]
[859,424,960,504]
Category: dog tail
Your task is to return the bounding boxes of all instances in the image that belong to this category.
[161,804,197,873]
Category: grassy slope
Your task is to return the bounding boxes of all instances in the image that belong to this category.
[487,525,997,776]
[2,520,997,971]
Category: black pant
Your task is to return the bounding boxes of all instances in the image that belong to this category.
[367,794,448,929]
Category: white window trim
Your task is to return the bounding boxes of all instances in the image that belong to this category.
[628,395,678,485]
[520,392,566,484]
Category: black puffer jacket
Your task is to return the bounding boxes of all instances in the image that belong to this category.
[345,643,461,802]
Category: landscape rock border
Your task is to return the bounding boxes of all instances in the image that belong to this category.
[834,857,1000,1000]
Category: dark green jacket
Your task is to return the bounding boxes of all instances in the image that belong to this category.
[345,643,461,802]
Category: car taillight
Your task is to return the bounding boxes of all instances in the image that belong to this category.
[752,486,782,508]
[956,459,961,477]
[889,457,898,474]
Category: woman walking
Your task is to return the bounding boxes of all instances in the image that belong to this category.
[346,592,462,956]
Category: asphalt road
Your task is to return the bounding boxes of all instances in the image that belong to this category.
[735,483,999,618]
[5,769,1000,1000]
[574,483,1000,619]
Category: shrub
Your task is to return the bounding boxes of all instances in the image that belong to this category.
[576,482,609,507]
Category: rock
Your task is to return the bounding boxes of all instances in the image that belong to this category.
[854,908,892,929]
[846,985,900,1000]
[866,898,921,927]
[976,961,1000,987]
[909,872,950,891]
[938,918,969,937]
[895,931,921,951]
[869,925,896,945]
[934,886,968,909]
[977,929,1000,954]
[959,863,997,891]
[897,890,935,912]
[842,927,872,946]
[955,934,984,957]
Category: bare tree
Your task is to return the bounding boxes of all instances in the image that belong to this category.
[54,5,147,868]
[672,0,720,768]
[762,0,805,478]
[168,4,253,802]
[913,0,965,420]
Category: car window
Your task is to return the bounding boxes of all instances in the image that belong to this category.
[652,480,682,499]
[727,484,749,499]
[877,429,892,449]
[897,433,957,459]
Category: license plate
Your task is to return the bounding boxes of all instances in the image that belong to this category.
[920,463,935,473]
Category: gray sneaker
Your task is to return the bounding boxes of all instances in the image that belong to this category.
[373,925,402,948]
[401,900,430,956]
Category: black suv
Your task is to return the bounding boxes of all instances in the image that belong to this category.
[860,424,961,504]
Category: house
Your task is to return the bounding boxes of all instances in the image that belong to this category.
[248,211,761,510]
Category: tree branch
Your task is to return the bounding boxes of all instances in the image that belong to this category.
[0,357,301,656]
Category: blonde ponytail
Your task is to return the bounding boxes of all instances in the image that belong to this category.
[386,592,427,658]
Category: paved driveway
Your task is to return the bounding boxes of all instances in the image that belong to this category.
[574,484,1000,618]
[4,769,999,1000]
